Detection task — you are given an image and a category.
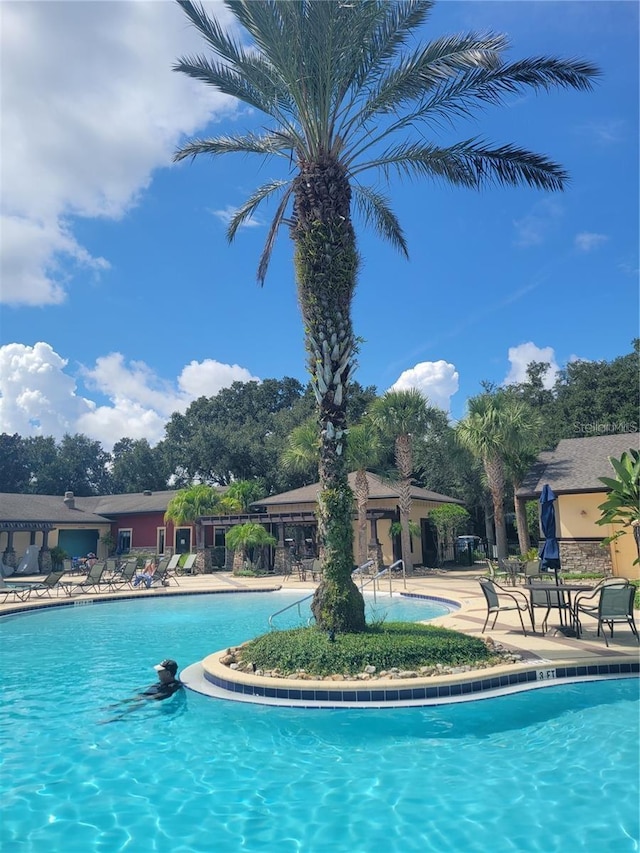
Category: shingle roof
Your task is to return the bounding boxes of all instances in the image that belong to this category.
[0,493,110,524]
[254,472,463,507]
[517,433,640,497]
[0,490,180,524]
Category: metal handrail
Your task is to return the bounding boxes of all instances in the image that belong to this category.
[268,559,375,628]
[268,591,315,628]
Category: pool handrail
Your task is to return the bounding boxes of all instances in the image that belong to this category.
[268,560,376,629]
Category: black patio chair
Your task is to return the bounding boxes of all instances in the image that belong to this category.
[574,581,639,646]
[478,578,532,635]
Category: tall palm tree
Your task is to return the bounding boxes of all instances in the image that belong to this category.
[282,418,383,566]
[173,0,598,630]
[369,389,435,573]
[456,392,541,560]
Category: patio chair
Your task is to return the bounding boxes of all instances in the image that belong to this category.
[67,561,109,595]
[498,558,524,586]
[523,560,543,583]
[573,581,639,646]
[485,559,510,584]
[478,578,532,635]
[527,575,570,634]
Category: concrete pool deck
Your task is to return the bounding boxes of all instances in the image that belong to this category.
[2,566,638,706]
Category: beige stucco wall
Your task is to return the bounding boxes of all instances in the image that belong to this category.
[2,524,111,563]
[557,493,638,580]
[265,497,447,567]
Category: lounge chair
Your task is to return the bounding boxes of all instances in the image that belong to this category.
[0,579,31,604]
[67,561,109,595]
[108,559,138,591]
[163,554,181,586]
[20,570,73,599]
[478,578,532,635]
[135,557,172,589]
[573,580,639,646]
[179,553,197,575]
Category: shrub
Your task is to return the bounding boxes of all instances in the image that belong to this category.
[239,623,493,677]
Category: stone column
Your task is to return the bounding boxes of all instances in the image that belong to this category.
[3,531,17,570]
[367,518,383,572]
[40,530,52,574]
[273,522,287,575]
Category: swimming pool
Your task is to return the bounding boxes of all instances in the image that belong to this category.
[1,592,638,852]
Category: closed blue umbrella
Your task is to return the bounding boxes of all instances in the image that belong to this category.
[539,484,560,581]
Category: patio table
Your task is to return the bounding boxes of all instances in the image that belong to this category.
[526,582,595,637]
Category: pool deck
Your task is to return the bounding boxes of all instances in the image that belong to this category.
[2,567,638,706]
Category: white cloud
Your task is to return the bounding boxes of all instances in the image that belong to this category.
[0,342,96,437]
[1,0,236,305]
[389,361,459,411]
[574,232,608,252]
[0,342,260,452]
[503,342,559,388]
[513,199,563,248]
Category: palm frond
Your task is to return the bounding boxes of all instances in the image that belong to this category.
[173,53,290,118]
[352,184,408,258]
[226,179,291,243]
[256,184,294,286]
[355,139,569,192]
[173,132,292,163]
[356,32,506,120]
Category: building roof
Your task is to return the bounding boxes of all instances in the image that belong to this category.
[516,433,640,498]
[0,493,110,525]
[253,472,463,507]
[0,489,180,526]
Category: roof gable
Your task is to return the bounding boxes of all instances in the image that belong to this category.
[517,432,640,497]
[253,472,463,507]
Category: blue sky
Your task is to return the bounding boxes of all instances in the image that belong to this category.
[1,0,638,452]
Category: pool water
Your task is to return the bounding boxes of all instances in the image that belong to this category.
[1,592,638,853]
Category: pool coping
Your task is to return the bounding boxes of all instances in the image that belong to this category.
[186,648,639,709]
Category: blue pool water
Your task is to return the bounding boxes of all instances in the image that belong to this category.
[1,592,638,853]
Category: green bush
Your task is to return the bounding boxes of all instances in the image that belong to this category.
[239,623,493,676]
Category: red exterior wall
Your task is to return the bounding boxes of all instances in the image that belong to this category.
[108,512,184,552]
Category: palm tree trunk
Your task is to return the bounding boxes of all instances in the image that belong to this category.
[354,468,369,568]
[292,157,365,633]
[396,434,414,574]
[485,456,509,560]
[513,485,530,555]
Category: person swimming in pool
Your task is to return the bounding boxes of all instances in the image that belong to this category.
[99,659,183,723]
[141,659,183,700]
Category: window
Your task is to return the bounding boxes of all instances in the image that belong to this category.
[175,527,191,554]
[117,529,132,554]
[157,527,166,556]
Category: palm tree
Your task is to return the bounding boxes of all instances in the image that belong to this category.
[282,418,383,566]
[347,421,383,567]
[225,522,277,574]
[173,0,598,630]
[369,389,435,573]
[456,392,541,560]
[597,449,640,564]
[225,480,265,513]
[164,484,224,529]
